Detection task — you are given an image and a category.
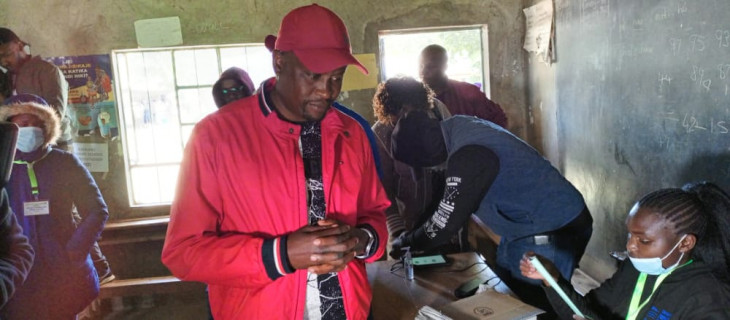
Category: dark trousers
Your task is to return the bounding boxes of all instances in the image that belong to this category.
[493,207,593,319]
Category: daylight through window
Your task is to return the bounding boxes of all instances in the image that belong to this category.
[112,44,274,206]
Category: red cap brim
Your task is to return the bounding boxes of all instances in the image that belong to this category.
[292,48,369,75]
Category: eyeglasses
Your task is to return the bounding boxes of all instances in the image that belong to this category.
[221,86,246,95]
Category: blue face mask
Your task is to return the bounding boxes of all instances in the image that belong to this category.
[16,127,44,153]
[629,234,687,275]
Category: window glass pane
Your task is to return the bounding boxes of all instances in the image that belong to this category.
[157,165,180,203]
[131,167,161,204]
[114,53,139,165]
[116,44,269,207]
[181,124,195,147]
[220,47,248,71]
[244,46,275,86]
[130,165,179,205]
[144,51,176,92]
[178,87,216,124]
[198,87,216,113]
[379,28,484,89]
[149,94,183,163]
[174,50,197,87]
[132,52,178,165]
[193,49,219,86]
[125,52,153,165]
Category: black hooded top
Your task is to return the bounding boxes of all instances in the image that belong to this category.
[545,260,730,319]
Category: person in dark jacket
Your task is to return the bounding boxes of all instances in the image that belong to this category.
[379,76,593,318]
[521,182,730,319]
[0,121,34,309]
[4,94,115,285]
[211,67,255,108]
[0,101,108,319]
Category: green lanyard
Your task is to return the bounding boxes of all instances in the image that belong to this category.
[626,260,693,320]
[13,150,51,201]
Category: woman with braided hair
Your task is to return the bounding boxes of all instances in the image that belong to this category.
[521,182,730,319]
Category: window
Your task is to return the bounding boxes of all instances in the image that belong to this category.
[112,44,274,206]
[378,25,490,97]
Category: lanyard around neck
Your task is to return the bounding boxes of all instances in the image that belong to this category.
[13,150,51,201]
[626,260,693,320]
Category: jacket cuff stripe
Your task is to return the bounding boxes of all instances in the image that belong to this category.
[262,238,284,280]
[273,237,286,275]
[263,236,295,281]
[278,235,295,274]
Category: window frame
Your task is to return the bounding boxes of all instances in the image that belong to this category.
[111,43,269,207]
[377,24,491,98]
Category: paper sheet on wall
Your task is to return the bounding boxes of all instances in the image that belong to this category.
[523,0,554,64]
[73,142,109,172]
[341,53,379,92]
[134,17,183,47]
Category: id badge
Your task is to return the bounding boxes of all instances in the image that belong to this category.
[24,200,50,216]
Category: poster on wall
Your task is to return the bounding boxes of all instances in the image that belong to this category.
[523,0,554,64]
[47,54,119,139]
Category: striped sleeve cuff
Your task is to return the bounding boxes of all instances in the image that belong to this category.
[357,224,380,259]
[262,236,295,280]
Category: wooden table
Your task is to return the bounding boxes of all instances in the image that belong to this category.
[367,252,495,320]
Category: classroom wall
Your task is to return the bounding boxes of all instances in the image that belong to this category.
[528,0,730,281]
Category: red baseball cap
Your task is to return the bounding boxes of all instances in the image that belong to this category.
[265,4,368,75]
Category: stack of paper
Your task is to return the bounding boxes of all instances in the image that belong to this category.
[416,306,453,320]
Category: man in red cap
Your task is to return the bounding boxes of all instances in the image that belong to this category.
[162,4,388,320]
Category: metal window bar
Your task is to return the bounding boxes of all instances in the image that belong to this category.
[112,44,267,206]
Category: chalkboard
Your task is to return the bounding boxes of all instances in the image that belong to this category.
[552,0,730,270]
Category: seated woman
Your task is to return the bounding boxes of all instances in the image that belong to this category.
[521,182,730,319]
[0,98,108,319]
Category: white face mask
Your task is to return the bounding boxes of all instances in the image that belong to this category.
[629,234,687,275]
[16,127,44,153]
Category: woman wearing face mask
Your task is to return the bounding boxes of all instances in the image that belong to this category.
[0,99,108,319]
[520,182,730,319]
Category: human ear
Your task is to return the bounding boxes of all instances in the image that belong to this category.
[678,234,697,253]
[272,51,286,76]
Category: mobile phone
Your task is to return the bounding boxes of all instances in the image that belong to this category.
[411,254,450,268]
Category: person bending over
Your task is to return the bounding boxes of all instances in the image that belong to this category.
[379,77,592,318]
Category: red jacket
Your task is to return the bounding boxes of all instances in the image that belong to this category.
[437,79,508,128]
[161,80,389,320]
